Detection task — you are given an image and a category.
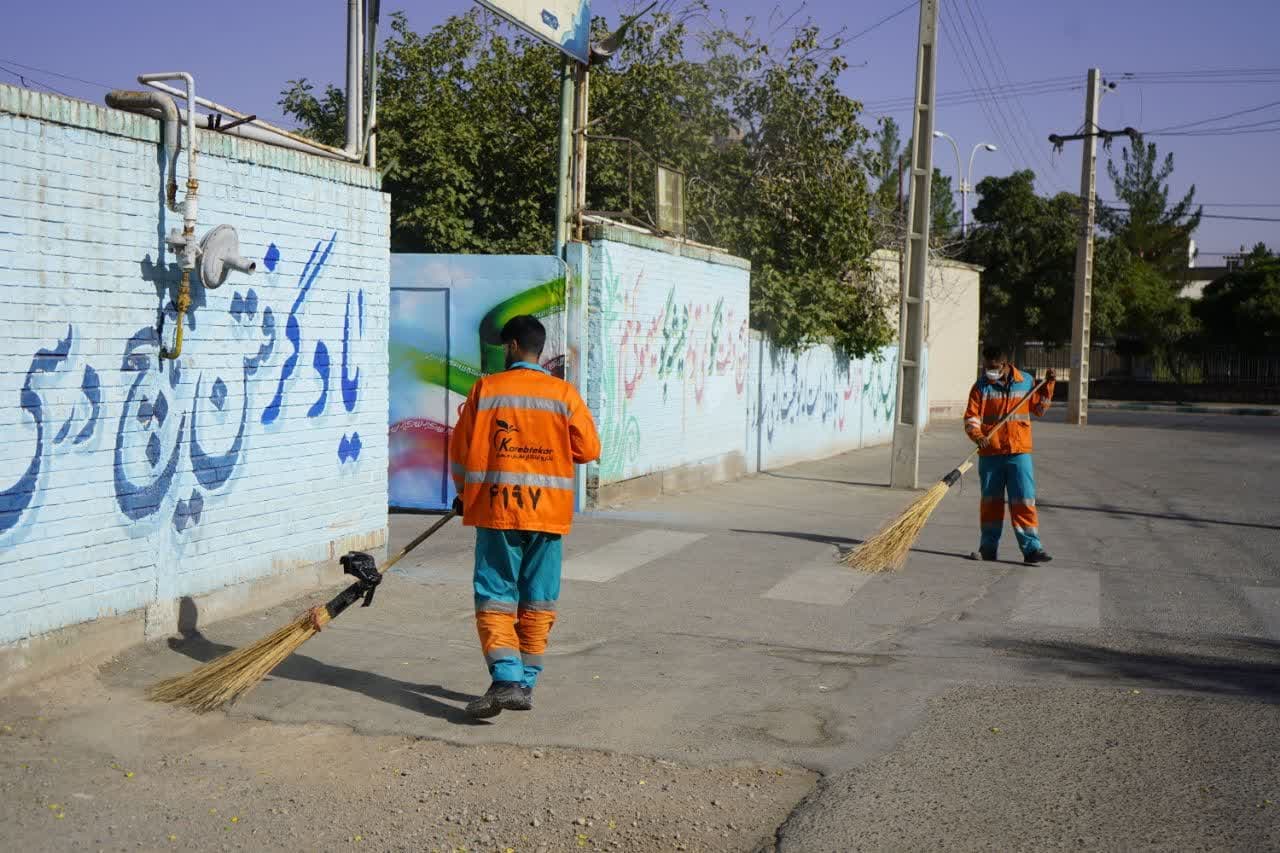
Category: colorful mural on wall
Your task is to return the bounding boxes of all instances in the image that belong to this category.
[0,235,367,548]
[590,241,751,486]
[388,255,568,510]
[746,337,930,471]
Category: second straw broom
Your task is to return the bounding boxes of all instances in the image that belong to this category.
[842,379,1048,574]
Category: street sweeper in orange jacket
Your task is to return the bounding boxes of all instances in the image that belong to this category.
[964,344,1055,565]
[449,314,601,718]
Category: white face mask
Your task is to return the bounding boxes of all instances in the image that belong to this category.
[985,369,1003,382]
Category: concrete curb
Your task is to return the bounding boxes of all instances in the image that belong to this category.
[1088,401,1280,417]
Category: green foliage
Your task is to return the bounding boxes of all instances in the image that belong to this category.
[1099,252,1199,367]
[279,5,890,356]
[1099,141,1201,279]
[963,170,1079,348]
[929,168,960,241]
[1197,243,1280,353]
[1092,140,1204,374]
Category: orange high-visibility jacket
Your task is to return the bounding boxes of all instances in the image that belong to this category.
[450,364,601,535]
[963,366,1054,456]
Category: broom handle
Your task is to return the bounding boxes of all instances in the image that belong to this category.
[947,378,1049,483]
[380,509,459,575]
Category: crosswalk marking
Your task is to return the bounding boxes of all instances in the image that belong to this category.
[1243,587,1280,639]
[1011,566,1101,628]
[762,563,872,606]
[562,530,707,583]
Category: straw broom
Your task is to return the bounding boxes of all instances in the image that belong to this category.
[842,379,1048,574]
[148,510,458,712]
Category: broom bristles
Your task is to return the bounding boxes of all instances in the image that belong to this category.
[841,480,951,573]
[147,612,319,713]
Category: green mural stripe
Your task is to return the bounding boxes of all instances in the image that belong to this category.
[390,343,481,396]
[478,277,566,374]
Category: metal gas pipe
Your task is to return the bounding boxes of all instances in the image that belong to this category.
[138,72,198,360]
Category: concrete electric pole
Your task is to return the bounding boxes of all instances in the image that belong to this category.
[1067,68,1101,425]
[889,0,939,490]
[1049,72,1136,425]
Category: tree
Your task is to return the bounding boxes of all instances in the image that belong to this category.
[1098,254,1200,379]
[963,170,1079,349]
[1091,141,1204,374]
[283,13,564,254]
[866,119,959,245]
[929,168,960,241]
[280,5,893,356]
[1197,243,1280,354]
[1099,141,1202,280]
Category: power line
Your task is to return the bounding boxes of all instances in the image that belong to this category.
[863,77,1080,112]
[1123,67,1280,75]
[1148,98,1280,134]
[1104,205,1280,223]
[1149,118,1280,138]
[0,63,72,98]
[939,4,1040,175]
[1102,200,1280,209]
[847,0,917,43]
[0,57,111,91]
[961,0,1061,180]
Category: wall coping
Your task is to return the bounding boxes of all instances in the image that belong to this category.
[871,247,985,273]
[585,219,752,271]
[0,82,382,190]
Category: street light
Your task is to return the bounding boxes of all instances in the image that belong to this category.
[933,131,997,237]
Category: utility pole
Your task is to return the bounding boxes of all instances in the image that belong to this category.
[1056,69,1102,425]
[889,0,939,490]
[571,62,590,242]
[345,0,364,155]
[1068,68,1101,425]
[1049,78,1136,426]
[553,62,575,257]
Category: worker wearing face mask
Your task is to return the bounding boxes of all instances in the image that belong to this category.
[963,344,1056,564]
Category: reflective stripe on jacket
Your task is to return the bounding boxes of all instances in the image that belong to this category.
[450,363,601,534]
[963,366,1054,456]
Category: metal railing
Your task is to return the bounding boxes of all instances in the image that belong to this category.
[1002,343,1280,386]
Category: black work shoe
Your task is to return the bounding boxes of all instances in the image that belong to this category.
[970,548,998,561]
[1023,550,1053,565]
[507,686,533,712]
[465,681,525,719]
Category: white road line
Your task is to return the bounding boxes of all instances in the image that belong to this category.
[1011,566,1102,628]
[1243,587,1280,639]
[762,564,873,606]
[562,530,708,583]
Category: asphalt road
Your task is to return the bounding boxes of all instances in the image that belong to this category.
[106,410,1279,851]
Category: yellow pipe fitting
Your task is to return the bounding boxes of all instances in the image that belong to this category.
[162,269,192,360]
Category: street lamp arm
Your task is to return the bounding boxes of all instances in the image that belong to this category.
[966,142,997,192]
[932,130,963,189]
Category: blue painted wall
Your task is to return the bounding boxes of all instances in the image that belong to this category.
[0,85,390,645]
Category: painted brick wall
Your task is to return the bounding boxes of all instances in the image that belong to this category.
[0,85,389,646]
[585,226,751,486]
[745,337,930,472]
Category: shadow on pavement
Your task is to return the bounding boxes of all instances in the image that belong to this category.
[731,528,977,563]
[165,617,487,726]
[760,472,890,489]
[987,635,1280,702]
[1038,501,1280,532]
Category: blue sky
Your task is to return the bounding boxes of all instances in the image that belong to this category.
[3,0,1278,257]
